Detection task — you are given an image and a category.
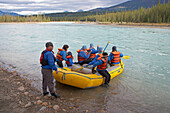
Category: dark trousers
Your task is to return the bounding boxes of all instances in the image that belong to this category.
[57,60,63,67]
[98,70,111,84]
[79,58,93,66]
[41,68,55,94]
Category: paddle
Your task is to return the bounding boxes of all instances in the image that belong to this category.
[122,56,130,59]
[103,41,110,52]
[75,66,84,72]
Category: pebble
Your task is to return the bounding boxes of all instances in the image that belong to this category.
[18,86,24,91]
[19,101,22,104]
[25,102,31,108]
[48,105,53,108]
[69,98,74,101]
[17,82,20,84]
[97,110,105,113]
[23,74,28,76]
[24,92,29,96]
[37,100,42,104]
[39,106,46,111]
[42,102,48,106]
[53,105,60,110]
[62,109,66,112]
[85,110,89,112]
[36,97,41,100]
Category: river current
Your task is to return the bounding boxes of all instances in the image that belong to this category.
[0,22,170,113]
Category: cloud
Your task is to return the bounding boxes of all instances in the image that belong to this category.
[0,0,129,15]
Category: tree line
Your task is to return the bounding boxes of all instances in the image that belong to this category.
[0,13,50,22]
[54,1,170,23]
[0,0,169,23]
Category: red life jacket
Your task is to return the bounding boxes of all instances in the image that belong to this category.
[77,49,88,62]
[40,49,56,66]
[90,53,96,59]
[97,57,107,70]
[88,48,96,58]
[111,51,121,63]
[66,55,73,65]
[56,48,64,61]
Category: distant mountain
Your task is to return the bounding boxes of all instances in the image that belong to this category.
[90,0,169,12]
[77,9,84,12]
[0,10,19,16]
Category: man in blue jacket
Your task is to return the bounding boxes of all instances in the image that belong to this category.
[77,45,92,65]
[88,43,99,59]
[40,42,60,98]
[92,52,110,87]
[88,47,103,66]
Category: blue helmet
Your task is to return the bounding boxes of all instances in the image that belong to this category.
[90,43,94,48]
[98,47,103,53]
[82,45,87,50]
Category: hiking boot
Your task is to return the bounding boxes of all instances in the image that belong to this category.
[43,92,49,96]
[51,93,60,98]
[104,83,109,88]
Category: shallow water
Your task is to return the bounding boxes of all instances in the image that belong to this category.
[0,22,170,113]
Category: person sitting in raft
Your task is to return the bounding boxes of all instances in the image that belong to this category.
[108,46,123,66]
[77,45,92,65]
[87,47,103,66]
[92,52,110,87]
[56,45,69,67]
[88,43,99,60]
[66,51,74,67]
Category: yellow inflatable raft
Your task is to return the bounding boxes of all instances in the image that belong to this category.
[53,61,124,89]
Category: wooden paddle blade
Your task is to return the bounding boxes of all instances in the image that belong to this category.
[123,56,130,59]
[75,66,83,72]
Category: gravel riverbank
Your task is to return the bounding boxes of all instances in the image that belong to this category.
[0,67,92,113]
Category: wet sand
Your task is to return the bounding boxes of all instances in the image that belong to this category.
[0,67,88,113]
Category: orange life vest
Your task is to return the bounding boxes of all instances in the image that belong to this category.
[90,53,96,59]
[97,57,107,70]
[66,55,73,65]
[111,51,121,63]
[56,48,64,61]
[77,49,88,62]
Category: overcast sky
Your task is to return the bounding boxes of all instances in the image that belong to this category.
[0,0,129,15]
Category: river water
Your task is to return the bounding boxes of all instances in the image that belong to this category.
[0,22,170,113]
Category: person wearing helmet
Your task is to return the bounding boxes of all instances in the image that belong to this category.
[108,46,123,66]
[77,45,92,65]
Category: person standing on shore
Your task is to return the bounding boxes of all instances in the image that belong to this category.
[40,42,60,98]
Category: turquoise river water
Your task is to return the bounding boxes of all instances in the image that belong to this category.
[0,22,170,113]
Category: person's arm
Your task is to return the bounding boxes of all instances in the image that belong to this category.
[108,53,113,61]
[61,51,68,61]
[120,52,123,57]
[93,60,103,67]
[88,55,98,65]
[47,52,57,71]
[69,58,74,66]
[79,51,90,59]
[91,48,98,54]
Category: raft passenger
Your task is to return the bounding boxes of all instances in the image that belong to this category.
[108,46,123,66]
[77,45,92,65]
[88,43,99,60]
[92,52,110,87]
[66,51,74,67]
[56,45,69,67]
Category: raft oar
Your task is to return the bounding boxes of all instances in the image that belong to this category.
[75,66,84,72]
[123,56,130,59]
[103,41,110,52]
